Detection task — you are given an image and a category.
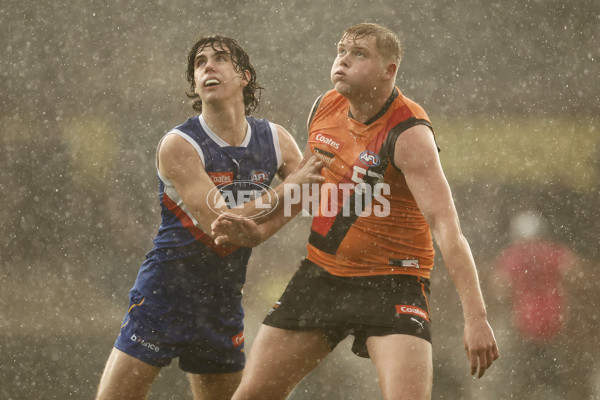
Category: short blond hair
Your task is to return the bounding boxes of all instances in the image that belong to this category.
[341,23,402,65]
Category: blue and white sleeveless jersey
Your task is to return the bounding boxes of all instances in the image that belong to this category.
[132,115,282,315]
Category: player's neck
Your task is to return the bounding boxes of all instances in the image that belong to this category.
[347,86,394,124]
[202,101,248,146]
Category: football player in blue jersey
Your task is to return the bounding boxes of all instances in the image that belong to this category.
[95,35,323,400]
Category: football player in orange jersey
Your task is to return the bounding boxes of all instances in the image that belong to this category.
[216,23,499,400]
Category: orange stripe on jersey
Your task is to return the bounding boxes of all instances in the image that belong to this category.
[162,193,237,257]
[306,87,436,278]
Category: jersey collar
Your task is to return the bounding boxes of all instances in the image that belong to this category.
[348,87,399,126]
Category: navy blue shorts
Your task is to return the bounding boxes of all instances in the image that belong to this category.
[114,288,245,374]
[264,259,432,358]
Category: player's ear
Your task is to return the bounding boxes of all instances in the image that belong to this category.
[383,62,397,81]
[241,70,251,88]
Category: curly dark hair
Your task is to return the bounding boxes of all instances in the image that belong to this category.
[185,35,263,115]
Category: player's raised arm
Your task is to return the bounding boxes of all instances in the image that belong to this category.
[158,133,223,234]
[212,136,323,248]
[274,123,303,180]
[393,123,499,378]
[159,131,322,241]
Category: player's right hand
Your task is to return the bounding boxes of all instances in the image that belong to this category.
[212,214,263,247]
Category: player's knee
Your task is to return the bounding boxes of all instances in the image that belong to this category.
[231,385,255,400]
[382,386,431,400]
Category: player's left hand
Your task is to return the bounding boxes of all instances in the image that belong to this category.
[463,318,499,378]
[285,156,325,186]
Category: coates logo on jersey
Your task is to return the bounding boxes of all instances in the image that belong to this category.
[208,172,234,186]
[359,151,380,167]
[249,170,269,184]
[314,133,344,151]
[206,180,279,220]
[395,305,430,321]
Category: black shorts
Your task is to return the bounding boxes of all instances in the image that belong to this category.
[263,259,432,358]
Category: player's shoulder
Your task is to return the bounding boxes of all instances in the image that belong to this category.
[245,116,281,144]
[158,130,194,157]
[171,115,201,133]
[394,91,430,122]
[246,115,276,133]
[158,115,207,156]
[309,90,348,127]
[322,89,348,108]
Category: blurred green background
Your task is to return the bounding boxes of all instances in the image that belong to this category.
[1,0,598,398]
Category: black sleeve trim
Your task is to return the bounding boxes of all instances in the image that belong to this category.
[307,94,325,130]
[385,118,437,173]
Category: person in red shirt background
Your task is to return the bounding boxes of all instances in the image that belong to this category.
[494,210,575,396]
[496,210,574,342]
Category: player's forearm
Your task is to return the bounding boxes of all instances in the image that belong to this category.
[211,192,306,248]
[223,158,322,223]
[437,233,488,321]
[253,211,297,244]
[221,184,299,227]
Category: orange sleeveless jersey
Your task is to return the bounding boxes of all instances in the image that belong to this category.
[306,87,436,278]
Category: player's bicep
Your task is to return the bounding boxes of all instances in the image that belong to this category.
[157,134,224,232]
[274,124,303,180]
[394,125,458,232]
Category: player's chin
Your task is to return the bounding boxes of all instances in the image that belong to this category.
[332,81,352,96]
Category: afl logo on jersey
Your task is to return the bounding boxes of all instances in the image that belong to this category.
[359,151,380,167]
[206,180,279,220]
[249,170,269,184]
